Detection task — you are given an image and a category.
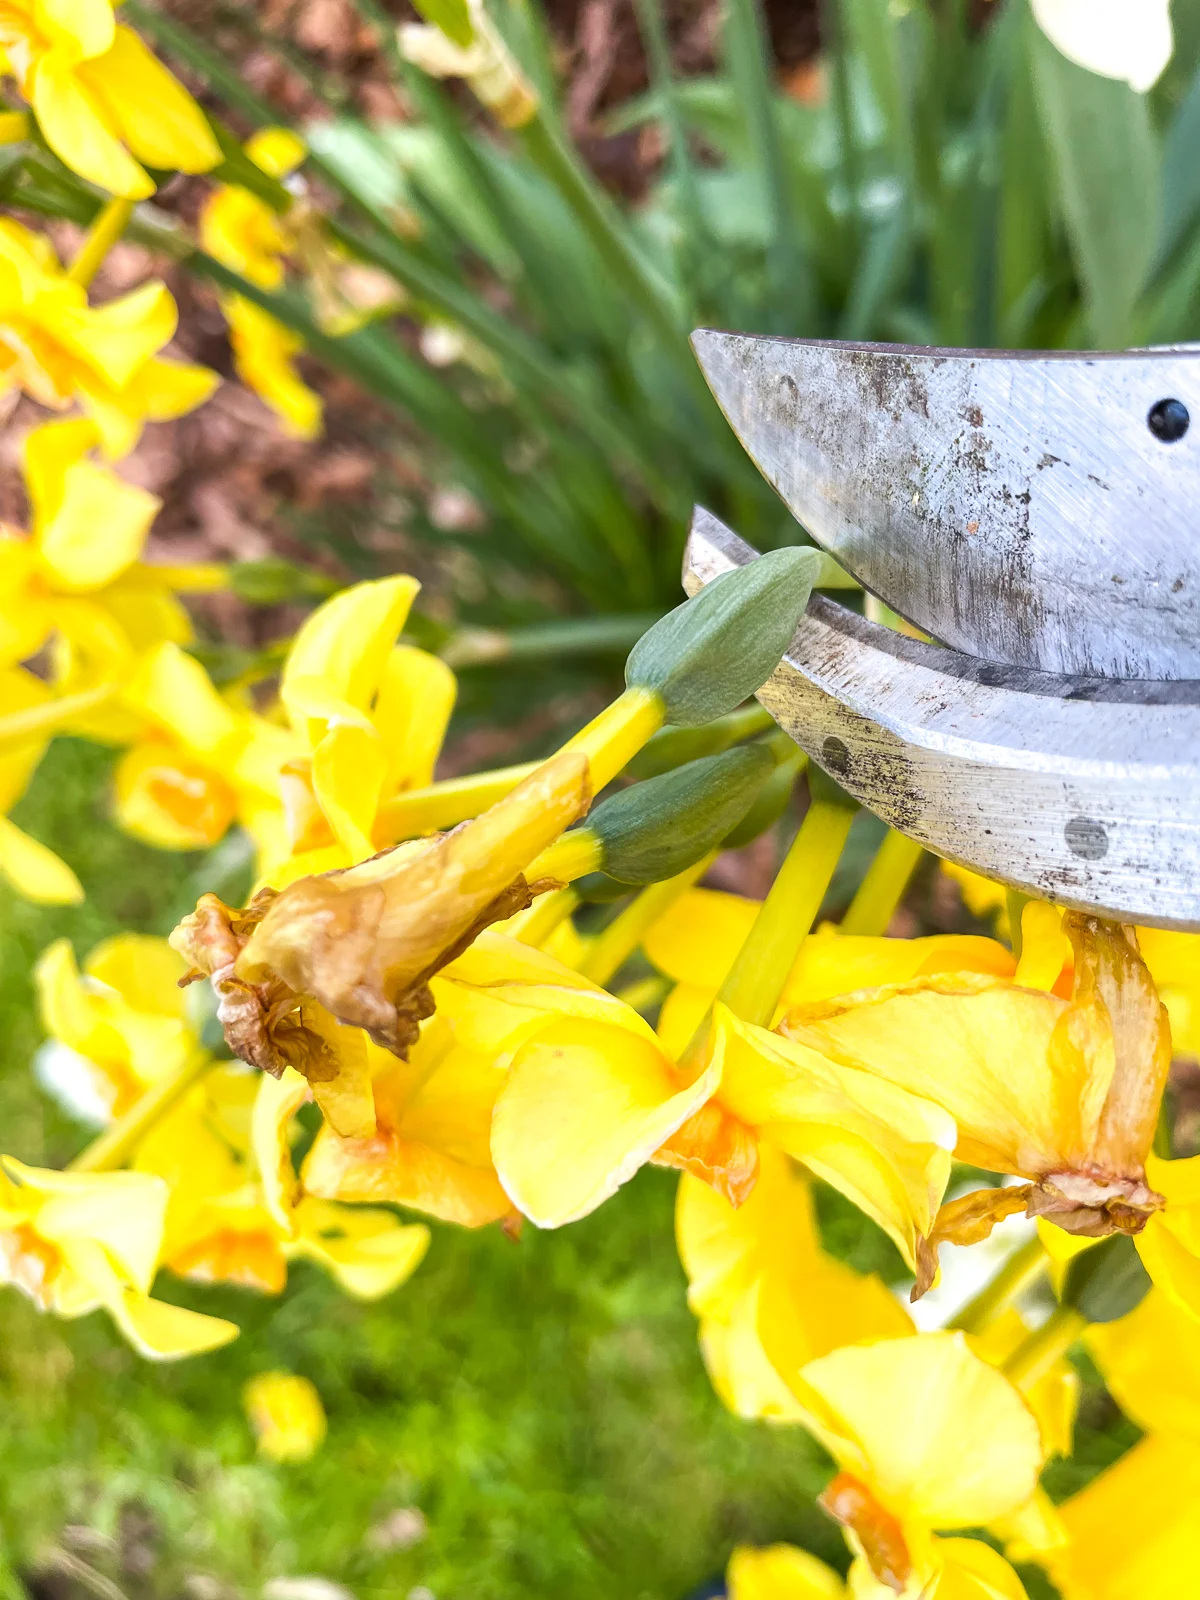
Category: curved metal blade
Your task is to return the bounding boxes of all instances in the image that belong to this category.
[692,331,1200,680]
[684,508,1200,930]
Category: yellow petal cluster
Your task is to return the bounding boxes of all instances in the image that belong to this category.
[0,221,218,458]
[200,128,323,440]
[0,0,220,196]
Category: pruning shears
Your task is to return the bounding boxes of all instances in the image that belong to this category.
[684,334,1200,930]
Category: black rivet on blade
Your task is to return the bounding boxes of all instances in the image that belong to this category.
[822,735,850,777]
[1147,398,1190,442]
[1065,816,1109,861]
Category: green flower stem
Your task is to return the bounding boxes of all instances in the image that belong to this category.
[376,762,542,843]
[67,197,134,287]
[69,1052,219,1175]
[578,853,715,987]
[1001,1303,1087,1391]
[840,829,924,936]
[712,794,856,1031]
[950,1236,1048,1336]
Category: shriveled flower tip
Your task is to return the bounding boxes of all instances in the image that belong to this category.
[171,752,591,1072]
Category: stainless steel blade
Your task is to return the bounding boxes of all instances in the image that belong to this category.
[684,508,1200,930]
[692,331,1200,680]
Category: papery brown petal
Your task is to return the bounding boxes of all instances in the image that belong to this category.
[818,1472,912,1594]
[910,1185,1034,1301]
[653,1102,759,1208]
[1065,914,1172,1175]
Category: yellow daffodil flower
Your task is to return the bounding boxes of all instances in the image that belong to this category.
[113,640,298,854]
[0,0,219,197]
[726,1543,846,1600]
[778,913,1200,1311]
[0,422,224,739]
[676,1144,912,1421]
[1136,927,1200,1059]
[35,932,201,1119]
[643,886,1015,1055]
[200,128,322,439]
[301,931,655,1227]
[493,993,954,1272]
[244,1370,327,1462]
[267,573,456,881]
[0,1156,237,1358]
[0,221,218,458]
[134,1064,428,1298]
[0,665,82,903]
[1049,1434,1200,1600]
[780,1333,1042,1599]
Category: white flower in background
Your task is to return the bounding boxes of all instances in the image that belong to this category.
[1032,0,1174,94]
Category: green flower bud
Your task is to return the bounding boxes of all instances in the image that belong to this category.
[590,745,776,885]
[625,547,820,727]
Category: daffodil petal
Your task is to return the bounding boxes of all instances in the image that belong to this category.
[792,1333,1042,1529]
[79,27,220,174]
[493,1016,722,1227]
[373,643,456,794]
[252,1066,310,1232]
[29,53,154,198]
[111,1290,240,1359]
[930,1536,1029,1600]
[311,722,385,863]
[37,458,159,592]
[0,814,83,903]
[727,1544,845,1600]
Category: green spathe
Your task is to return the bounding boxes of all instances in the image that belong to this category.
[1062,1232,1152,1324]
[625,547,820,727]
[590,745,775,885]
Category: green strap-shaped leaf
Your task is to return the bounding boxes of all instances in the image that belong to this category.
[411,0,475,48]
[1030,24,1160,349]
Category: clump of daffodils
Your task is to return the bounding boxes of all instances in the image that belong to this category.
[2,14,1200,1593]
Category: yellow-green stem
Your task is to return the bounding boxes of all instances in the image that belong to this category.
[1001,1303,1086,1391]
[840,829,924,936]
[716,798,855,1029]
[950,1237,1048,1336]
[504,887,580,947]
[527,829,604,885]
[614,974,670,1012]
[558,686,665,792]
[67,198,136,288]
[69,1052,217,1174]
[375,761,541,843]
[578,853,715,987]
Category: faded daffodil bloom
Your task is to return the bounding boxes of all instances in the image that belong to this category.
[778,911,1200,1310]
[114,640,298,855]
[0,0,220,196]
[35,933,202,1120]
[268,573,456,881]
[0,221,218,458]
[399,0,537,128]
[244,1370,327,1462]
[134,1063,428,1297]
[643,886,1015,1056]
[171,747,590,1122]
[676,1144,911,1422]
[0,1156,237,1357]
[200,128,323,440]
[1,421,224,740]
[782,1333,1042,1599]
[0,665,82,903]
